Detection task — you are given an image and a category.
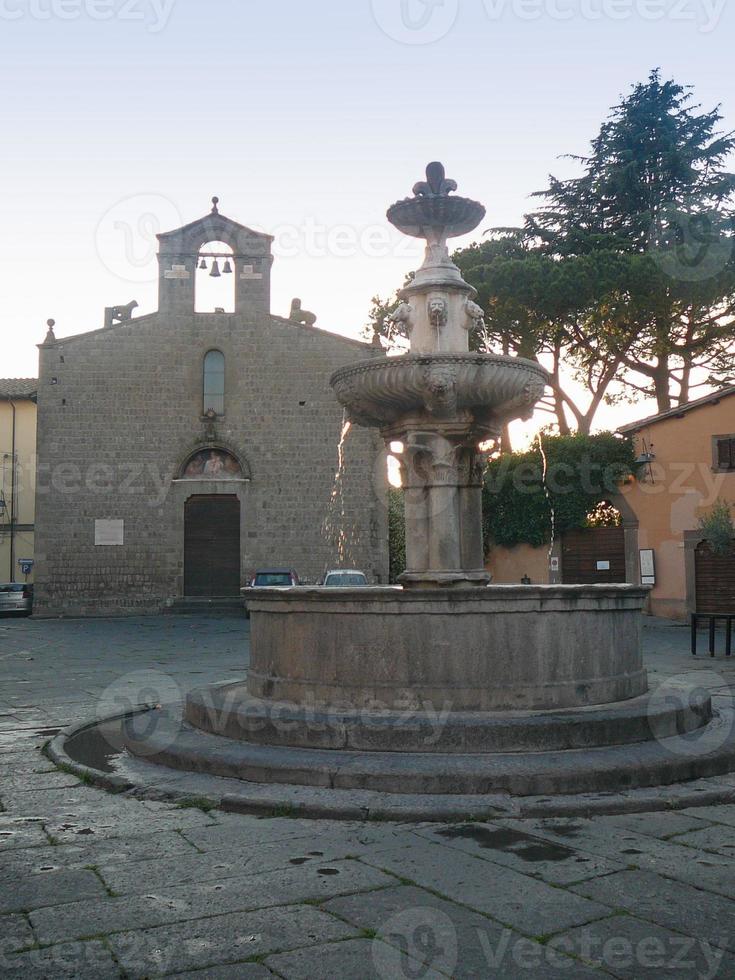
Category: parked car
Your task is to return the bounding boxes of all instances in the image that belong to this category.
[322,569,368,587]
[0,583,33,616]
[248,568,299,588]
[243,568,299,618]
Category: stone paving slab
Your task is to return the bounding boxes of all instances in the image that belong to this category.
[360,836,610,936]
[592,810,709,839]
[173,965,273,979]
[498,817,735,901]
[322,883,601,978]
[178,814,395,851]
[0,868,107,915]
[96,826,416,896]
[571,870,735,953]
[111,903,356,977]
[413,822,625,885]
[31,859,395,945]
[561,913,735,978]
[0,912,35,954]
[0,758,60,776]
[0,772,82,794]
[0,817,50,851]
[0,939,121,978]
[673,823,735,856]
[35,802,218,846]
[0,830,200,881]
[682,803,735,827]
[265,937,447,980]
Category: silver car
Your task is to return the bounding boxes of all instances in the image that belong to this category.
[0,583,33,616]
[322,570,368,587]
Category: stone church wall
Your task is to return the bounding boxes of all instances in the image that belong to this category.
[33,310,388,616]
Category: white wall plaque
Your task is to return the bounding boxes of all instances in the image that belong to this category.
[639,548,655,585]
[95,519,124,546]
[549,557,560,572]
[240,264,263,280]
[164,264,191,280]
[596,560,610,571]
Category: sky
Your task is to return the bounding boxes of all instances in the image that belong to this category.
[1,0,733,437]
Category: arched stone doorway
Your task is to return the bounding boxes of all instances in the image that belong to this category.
[178,447,248,598]
[184,495,241,597]
[561,497,638,585]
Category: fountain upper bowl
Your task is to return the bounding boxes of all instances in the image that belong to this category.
[386,195,486,239]
[330,353,549,431]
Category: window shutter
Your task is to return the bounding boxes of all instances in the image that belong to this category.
[717,438,733,470]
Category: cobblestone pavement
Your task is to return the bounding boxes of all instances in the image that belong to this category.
[1,613,735,978]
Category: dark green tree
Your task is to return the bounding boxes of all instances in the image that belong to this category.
[525,69,735,412]
[482,432,638,550]
[453,71,735,430]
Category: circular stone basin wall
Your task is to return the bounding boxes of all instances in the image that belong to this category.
[246,585,648,712]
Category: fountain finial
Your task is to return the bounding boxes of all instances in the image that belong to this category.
[412,162,458,198]
[387,163,485,242]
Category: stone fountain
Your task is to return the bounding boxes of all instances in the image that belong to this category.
[53,165,735,819]
[241,163,648,715]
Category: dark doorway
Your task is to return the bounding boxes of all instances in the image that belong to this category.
[184,495,241,596]
[562,526,626,584]
[695,540,735,613]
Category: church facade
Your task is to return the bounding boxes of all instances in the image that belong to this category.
[33,201,388,616]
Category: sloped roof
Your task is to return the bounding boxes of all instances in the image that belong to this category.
[157,201,273,247]
[618,386,735,434]
[0,378,38,399]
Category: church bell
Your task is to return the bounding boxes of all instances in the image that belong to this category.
[223,259,233,274]
[210,259,221,278]
[199,258,207,270]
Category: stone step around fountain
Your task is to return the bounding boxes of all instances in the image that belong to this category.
[119,704,735,798]
[185,681,712,753]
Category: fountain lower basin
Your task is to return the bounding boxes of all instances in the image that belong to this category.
[244,584,648,713]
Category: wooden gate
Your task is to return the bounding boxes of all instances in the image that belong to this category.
[562,526,626,584]
[695,541,735,613]
[184,495,241,597]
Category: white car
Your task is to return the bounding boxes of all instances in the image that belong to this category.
[0,583,33,615]
[322,569,368,587]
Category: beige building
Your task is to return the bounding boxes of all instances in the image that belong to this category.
[0,380,37,583]
[619,388,735,620]
[487,387,735,621]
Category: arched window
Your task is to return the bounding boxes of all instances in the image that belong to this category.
[203,350,225,416]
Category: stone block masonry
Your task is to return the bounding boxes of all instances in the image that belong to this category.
[33,309,388,616]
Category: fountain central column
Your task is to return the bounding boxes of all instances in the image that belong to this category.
[381,163,498,588]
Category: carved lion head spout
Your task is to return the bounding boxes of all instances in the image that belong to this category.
[427,296,448,329]
[463,298,485,334]
[523,378,547,404]
[423,363,458,415]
